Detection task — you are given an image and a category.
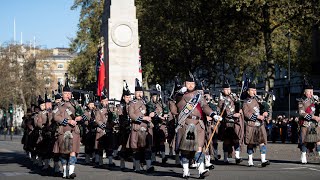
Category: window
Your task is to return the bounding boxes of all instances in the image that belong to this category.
[44,64,50,69]
[57,64,64,69]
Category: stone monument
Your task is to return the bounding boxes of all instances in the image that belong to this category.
[103,0,142,99]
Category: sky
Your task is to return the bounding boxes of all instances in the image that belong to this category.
[0,0,80,49]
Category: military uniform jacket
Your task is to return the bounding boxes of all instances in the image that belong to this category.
[218,94,238,122]
[243,97,263,125]
[173,90,214,151]
[298,96,317,124]
[117,103,130,130]
[127,98,153,149]
[174,90,214,123]
[242,96,267,145]
[52,100,81,154]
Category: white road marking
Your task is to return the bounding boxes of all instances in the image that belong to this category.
[282,167,308,170]
[0,172,29,176]
[308,168,320,172]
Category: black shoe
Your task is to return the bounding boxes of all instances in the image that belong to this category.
[235,158,243,164]
[261,160,270,167]
[162,157,168,164]
[206,164,214,170]
[248,164,254,167]
[146,166,155,173]
[53,171,62,177]
[69,173,76,179]
[199,170,210,179]
[183,175,190,179]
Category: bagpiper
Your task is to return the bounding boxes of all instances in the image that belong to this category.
[218,81,244,164]
[52,83,86,178]
[297,79,320,164]
[117,80,133,170]
[242,82,270,167]
[126,78,154,173]
[173,72,221,179]
[147,86,169,164]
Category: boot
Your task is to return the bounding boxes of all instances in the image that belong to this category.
[53,161,61,177]
[198,162,210,179]
[261,154,270,167]
[182,163,190,179]
[205,155,214,169]
[161,152,167,164]
[108,156,115,167]
[146,160,154,173]
[248,154,254,167]
[301,152,307,164]
[223,152,229,164]
[62,165,67,178]
[134,160,141,172]
[68,165,76,179]
[235,151,243,164]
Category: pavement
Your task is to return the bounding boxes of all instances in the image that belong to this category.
[0,135,320,180]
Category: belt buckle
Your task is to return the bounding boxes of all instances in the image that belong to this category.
[254,121,261,127]
[191,116,197,120]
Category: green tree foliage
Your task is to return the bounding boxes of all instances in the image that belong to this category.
[70,0,320,91]
[69,0,105,90]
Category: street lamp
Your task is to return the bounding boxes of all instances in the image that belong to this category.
[286,30,291,121]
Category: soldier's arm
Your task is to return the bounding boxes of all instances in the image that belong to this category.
[53,106,69,126]
[34,114,42,128]
[129,102,141,121]
[200,97,215,117]
[298,100,313,121]
[95,110,106,129]
[242,101,257,121]
[170,101,178,116]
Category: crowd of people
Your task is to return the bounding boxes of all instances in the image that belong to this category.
[266,115,299,144]
[20,74,320,179]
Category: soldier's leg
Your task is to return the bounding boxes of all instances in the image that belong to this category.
[151,146,157,163]
[316,142,320,157]
[59,155,68,178]
[107,149,115,167]
[95,149,103,166]
[205,151,214,169]
[132,150,141,172]
[160,144,167,163]
[194,151,210,178]
[53,153,61,176]
[180,151,190,178]
[68,153,77,179]
[300,128,308,164]
[247,145,254,166]
[213,135,220,161]
[260,143,270,167]
[234,143,243,164]
[223,141,231,163]
[145,149,155,173]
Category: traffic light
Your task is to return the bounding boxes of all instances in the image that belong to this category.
[9,104,13,114]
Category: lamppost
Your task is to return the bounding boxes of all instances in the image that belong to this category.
[286,30,291,121]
